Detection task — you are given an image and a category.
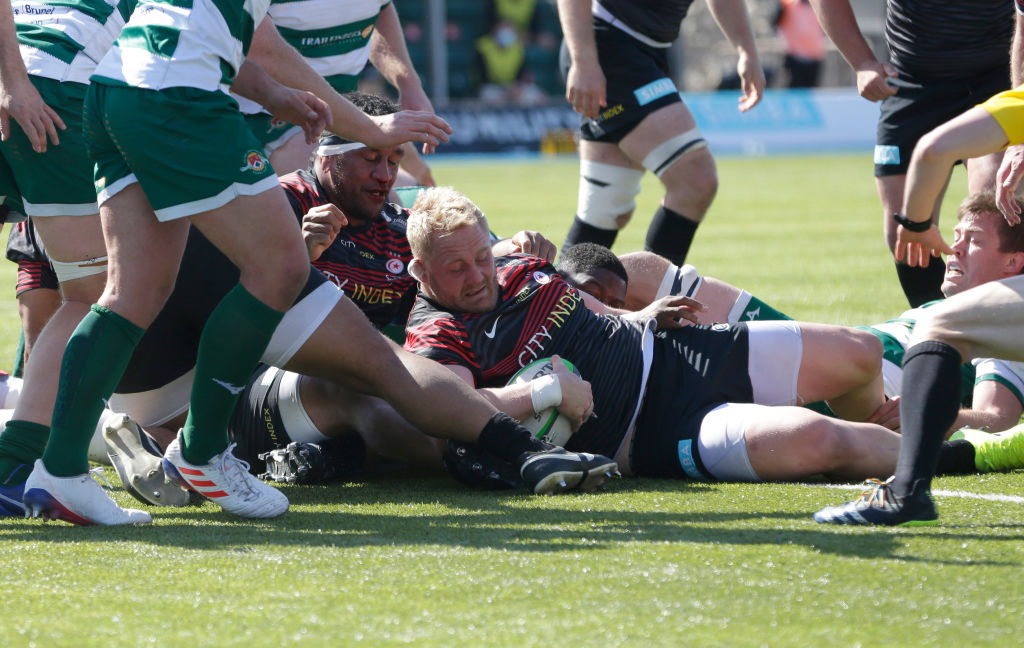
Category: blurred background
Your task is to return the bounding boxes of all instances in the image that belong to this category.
[363,0,887,154]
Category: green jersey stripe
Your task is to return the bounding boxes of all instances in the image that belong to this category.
[15,24,81,64]
[43,0,116,23]
[276,16,376,59]
[116,25,181,59]
[209,0,255,52]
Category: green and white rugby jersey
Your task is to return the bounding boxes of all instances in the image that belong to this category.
[864,300,1024,408]
[235,0,388,115]
[91,0,273,91]
[269,0,388,93]
[13,0,137,84]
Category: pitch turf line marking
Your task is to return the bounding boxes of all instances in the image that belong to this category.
[806,483,1024,504]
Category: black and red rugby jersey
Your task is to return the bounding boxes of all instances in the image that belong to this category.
[404,254,647,457]
[279,170,416,329]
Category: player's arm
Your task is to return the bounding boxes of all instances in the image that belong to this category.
[0,0,65,151]
[951,381,1024,436]
[371,3,431,112]
[446,358,593,430]
[557,0,605,119]
[706,0,765,112]
[995,12,1024,223]
[246,17,451,152]
[807,0,897,101]
[232,58,331,145]
[583,288,705,328]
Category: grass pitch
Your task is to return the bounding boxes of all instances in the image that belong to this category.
[3,153,1024,647]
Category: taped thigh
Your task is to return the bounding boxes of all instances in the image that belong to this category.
[641,127,707,178]
[50,255,108,283]
[696,402,761,481]
[262,282,343,367]
[577,160,643,230]
[655,263,700,300]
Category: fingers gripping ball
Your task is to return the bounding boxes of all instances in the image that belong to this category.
[507,357,581,447]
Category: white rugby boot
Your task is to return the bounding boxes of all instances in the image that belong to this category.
[104,412,191,507]
[22,459,152,526]
[163,432,288,518]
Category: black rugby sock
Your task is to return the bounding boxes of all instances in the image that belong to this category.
[561,216,618,259]
[895,261,946,308]
[645,206,698,266]
[477,412,546,463]
[890,341,963,498]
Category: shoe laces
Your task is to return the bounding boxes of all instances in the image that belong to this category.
[216,443,259,502]
[89,466,114,490]
[854,477,891,508]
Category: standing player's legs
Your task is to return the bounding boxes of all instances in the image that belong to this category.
[0,78,108,510]
[618,101,716,266]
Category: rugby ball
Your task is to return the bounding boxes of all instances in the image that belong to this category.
[507,357,581,447]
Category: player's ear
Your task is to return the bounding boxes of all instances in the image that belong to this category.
[409,258,425,283]
[1006,251,1024,277]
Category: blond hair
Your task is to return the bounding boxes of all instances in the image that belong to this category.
[407,186,489,260]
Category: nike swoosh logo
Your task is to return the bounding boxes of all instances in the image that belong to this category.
[484,316,500,339]
[212,378,245,395]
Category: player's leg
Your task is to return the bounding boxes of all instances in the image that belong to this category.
[744,321,885,421]
[280,297,617,494]
[890,276,1024,496]
[618,101,715,266]
[618,250,791,322]
[562,140,643,253]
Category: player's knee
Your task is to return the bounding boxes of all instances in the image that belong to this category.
[663,161,718,212]
[846,328,883,380]
[796,420,850,473]
[577,160,644,230]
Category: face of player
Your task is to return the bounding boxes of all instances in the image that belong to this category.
[943,211,1021,297]
[322,144,404,225]
[419,223,498,313]
[565,269,627,309]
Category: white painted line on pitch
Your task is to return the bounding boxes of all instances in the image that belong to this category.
[803,482,1024,504]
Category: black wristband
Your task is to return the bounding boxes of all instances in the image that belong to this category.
[893,213,931,232]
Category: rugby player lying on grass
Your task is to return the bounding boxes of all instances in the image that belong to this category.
[402,186,1024,487]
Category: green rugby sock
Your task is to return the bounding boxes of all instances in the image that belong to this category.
[0,419,49,485]
[44,305,144,477]
[735,295,792,322]
[181,284,284,465]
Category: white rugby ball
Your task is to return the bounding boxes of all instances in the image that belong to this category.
[507,357,580,447]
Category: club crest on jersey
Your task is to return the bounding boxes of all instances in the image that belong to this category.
[240,150,269,173]
[268,118,288,131]
[386,258,405,275]
[532,271,551,284]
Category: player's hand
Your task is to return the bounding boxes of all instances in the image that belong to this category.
[0,76,66,152]
[736,52,765,112]
[565,59,606,119]
[301,203,347,261]
[266,87,332,145]
[996,144,1024,226]
[369,111,452,155]
[865,395,900,432]
[625,294,706,329]
[500,230,557,262]
[894,224,953,268]
[855,61,898,102]
[550,355,594,431]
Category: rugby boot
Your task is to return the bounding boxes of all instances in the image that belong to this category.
[443,440,527,490]
[258,439,365,485]
[163,432,288,518]
[103,412,191,507]
[518,446,619,495]
[954,424,1024,472]
[0,476,25,517]
[22,459,152,525]
[813,477,937,526]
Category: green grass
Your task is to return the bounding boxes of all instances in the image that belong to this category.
[5,153,1024,648]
